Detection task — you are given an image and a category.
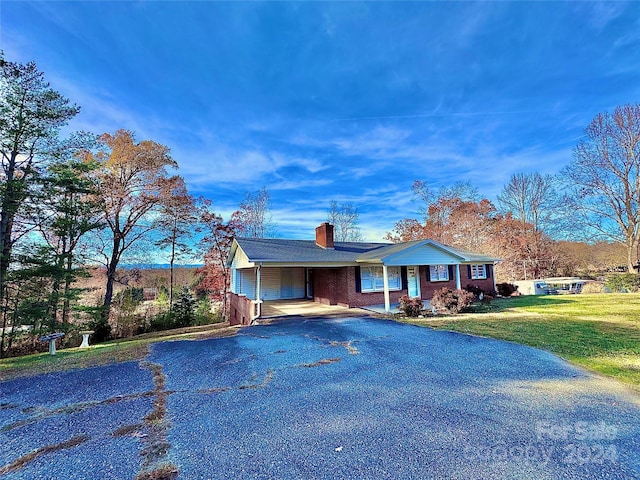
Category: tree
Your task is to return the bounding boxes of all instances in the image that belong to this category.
[232,187,274,238]
[39,154,103,326]
[327,201,363,241]
[0,55,80,354]
[386,184,495,252]
[154,176,196,308]
[497,172,562,234]
[90,130,177,324]
[196,201,238,320]
[563,104,640,272]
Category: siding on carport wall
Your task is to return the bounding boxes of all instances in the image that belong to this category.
[261,267,305,300]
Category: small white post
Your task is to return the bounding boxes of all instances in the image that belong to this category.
[383,265,391,312]
[255,264,262,320]
[455,264,461,290]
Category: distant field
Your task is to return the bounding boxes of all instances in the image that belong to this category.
[405,294,640,391]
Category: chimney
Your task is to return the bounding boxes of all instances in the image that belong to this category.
[315,222,335,249]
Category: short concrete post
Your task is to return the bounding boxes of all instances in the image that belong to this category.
[79,330,94,348]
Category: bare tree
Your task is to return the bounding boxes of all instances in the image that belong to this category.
[563,104,640,272]
[327,201,363,242]
[497,172,560,234]
[154,176,196,308]
[90,130,177,324]
[232,187,274,238]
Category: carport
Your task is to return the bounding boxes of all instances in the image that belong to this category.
[260,299,358,319]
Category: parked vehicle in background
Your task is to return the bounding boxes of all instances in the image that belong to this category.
[544,277,591,294]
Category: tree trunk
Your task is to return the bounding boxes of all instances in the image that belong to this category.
[169,228,176,309]
[628,239,637,273]
[62,252,73,324]
[0,155,19,357]
[102,236,121,322]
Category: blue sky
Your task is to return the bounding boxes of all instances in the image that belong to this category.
[2,1,640,241]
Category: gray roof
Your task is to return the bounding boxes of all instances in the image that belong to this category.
[356,239,498,263]
[234,237,390,264]
[232,237,498,265]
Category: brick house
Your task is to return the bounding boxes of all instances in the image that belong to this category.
[227,222,498,325]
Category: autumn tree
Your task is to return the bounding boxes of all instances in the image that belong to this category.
[232,187,274,238]
[327,201,363,241]
[196,201,238,319]
[563,104,640,272]
[0,55,80,353]
[154,176,196,308]
[91,130,177,325]
[386,182,494,252]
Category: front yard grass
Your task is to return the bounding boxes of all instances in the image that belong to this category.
[404,293,640,391]
[0,322,237,381]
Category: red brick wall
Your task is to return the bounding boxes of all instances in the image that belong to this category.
[419,264,496,298]
[419,266,457,299]
[313,267,408,308]
[312,264,496,308]
[229,293,254,326]
[458,264,496,293]
[313,268,339,305]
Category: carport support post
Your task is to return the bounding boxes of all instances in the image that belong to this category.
[455,264,461,290]
[383,265,391,312]
[255,263,262,320]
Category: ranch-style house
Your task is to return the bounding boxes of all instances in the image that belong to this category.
[226,223,498,325]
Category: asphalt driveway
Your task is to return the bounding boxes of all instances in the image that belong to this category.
[1,317,639,479]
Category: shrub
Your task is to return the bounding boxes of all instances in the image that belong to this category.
[605,273,640,293]
[86,307,112,343]
[430,288,475,314]
[398,295,423,317]
[149,312,177,332]
[464,284,496,303]
[496,283,519,297]
[172,287,196,327]
[580,282,606,294]
[194,298,223,325]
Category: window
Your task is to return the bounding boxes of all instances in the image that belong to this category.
[470,264,486,280]
[360,266,401,292]
[429,265,449,282]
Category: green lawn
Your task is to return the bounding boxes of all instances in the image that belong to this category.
[0,323,237,381]
[404,294,640,391]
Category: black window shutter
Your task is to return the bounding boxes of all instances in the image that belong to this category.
[486,264,492,278]
[355,266,361,293]
[467,265,472,278]
[427,265,432,282]
[401,266,408,290]
[448,265,454,281]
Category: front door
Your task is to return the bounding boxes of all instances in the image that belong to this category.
[306,268,314,299]
[407,266,421,298]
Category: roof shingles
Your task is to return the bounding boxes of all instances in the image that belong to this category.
[233,237,498,265]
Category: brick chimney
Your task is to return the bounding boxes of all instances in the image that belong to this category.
[315,222,335,249]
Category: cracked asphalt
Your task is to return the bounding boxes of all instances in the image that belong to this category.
[1,316,639,479]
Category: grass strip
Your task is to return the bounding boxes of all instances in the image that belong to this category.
[0,435,90,475]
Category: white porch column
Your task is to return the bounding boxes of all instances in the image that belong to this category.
[255,264,262,319]
[455,264,461,290]
[383,264,391,312]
